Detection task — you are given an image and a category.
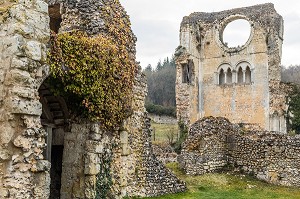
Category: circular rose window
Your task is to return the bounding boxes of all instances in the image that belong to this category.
[222,19,251,48]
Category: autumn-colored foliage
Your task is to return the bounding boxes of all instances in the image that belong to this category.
[48,31,136,130]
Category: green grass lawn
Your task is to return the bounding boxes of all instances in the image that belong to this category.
[145,163,300,199]
[151,122,178,144]
[147,122,300,199]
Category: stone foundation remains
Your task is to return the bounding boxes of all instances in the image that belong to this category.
[178,117,300,187]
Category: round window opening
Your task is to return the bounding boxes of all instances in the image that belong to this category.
[222,19,251,48]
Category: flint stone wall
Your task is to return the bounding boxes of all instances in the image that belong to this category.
[148,114,177,124]
[178,117,300,187]
[0,0,186,198]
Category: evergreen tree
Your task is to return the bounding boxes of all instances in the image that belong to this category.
[143,56,177,116]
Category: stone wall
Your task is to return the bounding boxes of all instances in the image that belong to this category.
[152,144,178,165]
[0,0,50,198]
[0,0,187,198]
[148,114,177,124]
[178,117,300,187]
[54,0,187,197]
[116,69,186,198]
[175,3,288,133]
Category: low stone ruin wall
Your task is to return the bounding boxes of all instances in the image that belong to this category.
[149,114,177,124]
[178,117,300,187]
[152,144,178,164]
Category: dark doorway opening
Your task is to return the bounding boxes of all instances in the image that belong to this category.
[50,145,64,199]
[39,79,69,199]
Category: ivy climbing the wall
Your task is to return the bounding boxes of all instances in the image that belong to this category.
[96,148,113,199]
[48,31,136,130]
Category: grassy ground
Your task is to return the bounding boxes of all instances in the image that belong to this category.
[146,122,300,199]
[145,162,300,199]
[151,122,178,144]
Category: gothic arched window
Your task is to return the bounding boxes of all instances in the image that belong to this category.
[219,69,225,85]
[227,68,232,84]
[245,66,251,83]
[237,67,243,83]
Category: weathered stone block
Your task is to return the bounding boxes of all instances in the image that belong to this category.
[85,140,104,153]
[13,135,31,150]
[90,123,100,134]
[89,132,102,141]
[9,4,26,23]
[5,69,34,86]
[84,163,100,175]
[85,152,99,164]
[34,0,48,13]
[1,34,25,56]
[25,40,42,61]
[0,188,9,198]
[9,22,34,38]
[32,160,51,172]
[11,57,29,70]
[120,131,128,144]
[11,86,36,99]
[7,97,42,115]
[85,175,96,199]
[0,148,10,161]
[121,144,130,156]
[0,123,14,144]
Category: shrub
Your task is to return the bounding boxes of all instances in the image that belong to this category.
[145,102,176,117]
[48,31,136,130]
[173,120,188,153]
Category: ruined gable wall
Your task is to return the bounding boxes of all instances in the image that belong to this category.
[51,0,186,198]
[0,0,50,198]
[176,3,286,132]
[0,0,186,198]
[179,117,300,187]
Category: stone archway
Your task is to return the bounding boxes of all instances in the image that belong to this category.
[39,80,70,199]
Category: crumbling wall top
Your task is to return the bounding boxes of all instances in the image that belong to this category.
[181,3,282,36]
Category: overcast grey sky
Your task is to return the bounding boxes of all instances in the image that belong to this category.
[119,0,300,68]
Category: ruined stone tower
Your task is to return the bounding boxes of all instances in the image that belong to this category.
[175,3,288,133]
[0,0,186,198]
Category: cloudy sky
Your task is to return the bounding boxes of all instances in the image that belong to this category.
[119,0,300,68]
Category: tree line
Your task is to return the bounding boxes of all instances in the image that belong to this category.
[143,56,176,117]
[282,65,300,134]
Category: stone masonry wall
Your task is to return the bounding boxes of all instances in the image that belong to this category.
[0,0,186,198]
[117,69,186,198]
[0,0,50,198]
[179,117,300,187]
[176,3,287,133]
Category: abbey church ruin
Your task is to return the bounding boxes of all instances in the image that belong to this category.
[0,0,300,198]
[176,3,288,133]
[176,3,300,188]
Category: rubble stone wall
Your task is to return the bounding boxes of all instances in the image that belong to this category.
[0,0,186,198]
[55,0,187,198]
[176,3,287,133]
[117,70,186,198]
[148,114,177,124]
[179,117,300,187]
[0,0,50,198]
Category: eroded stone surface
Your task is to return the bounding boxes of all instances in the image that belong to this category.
[0,0,187,198]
